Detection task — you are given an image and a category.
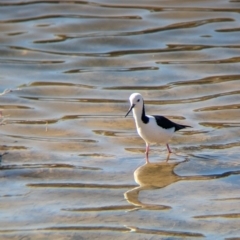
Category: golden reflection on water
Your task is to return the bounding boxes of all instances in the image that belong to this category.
[0,0,240,239]
[125,159,240,209]
[124,161,180,210]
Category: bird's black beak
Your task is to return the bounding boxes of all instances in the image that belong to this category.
[125,104,135,117]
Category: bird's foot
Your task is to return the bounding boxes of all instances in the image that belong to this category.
[165,153,171,162]
[145,152,150,163]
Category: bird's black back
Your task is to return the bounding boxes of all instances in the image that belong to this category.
[153,115,191,132]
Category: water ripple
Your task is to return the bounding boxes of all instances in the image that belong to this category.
[0,163,101,171]
[5,134,97,143]
[59,18,234,38]
[27,182,137,189]
[0,1,240,239]
[0,225,204,238]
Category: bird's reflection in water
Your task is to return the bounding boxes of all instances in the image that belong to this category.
[124,157,240,211]
[124,159,184,211]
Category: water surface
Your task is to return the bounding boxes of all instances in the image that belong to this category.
[0,0,240,239]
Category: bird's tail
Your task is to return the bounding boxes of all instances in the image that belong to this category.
[175,124,191,132]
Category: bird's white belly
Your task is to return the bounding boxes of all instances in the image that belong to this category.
[137,121,174,144]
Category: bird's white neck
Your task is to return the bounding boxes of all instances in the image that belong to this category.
[132,103,149,127]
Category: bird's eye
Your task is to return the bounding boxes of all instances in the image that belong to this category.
[137,99,140,102]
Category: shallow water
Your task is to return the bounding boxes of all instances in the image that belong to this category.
[0,0,240,239]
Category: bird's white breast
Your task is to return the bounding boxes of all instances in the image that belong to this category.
[136,115,175,144]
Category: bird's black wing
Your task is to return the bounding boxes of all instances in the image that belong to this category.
[153,115,191,132]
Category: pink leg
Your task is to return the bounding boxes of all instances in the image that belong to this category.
[145,144,150,163]
[165,154,170,162]
[166,144,172,154]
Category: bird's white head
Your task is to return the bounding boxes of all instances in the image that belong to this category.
[125,93,144,118]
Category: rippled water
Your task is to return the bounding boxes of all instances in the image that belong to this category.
[0,0,240,239]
